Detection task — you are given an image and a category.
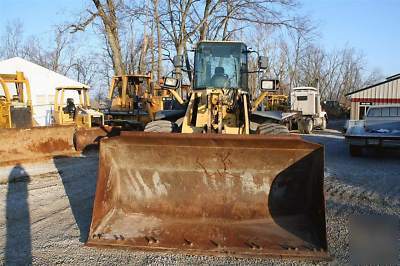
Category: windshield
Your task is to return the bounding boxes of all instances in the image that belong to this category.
[194,42,248,90]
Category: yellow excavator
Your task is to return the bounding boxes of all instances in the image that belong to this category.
[87,41,327,260]
[0,71,33,128]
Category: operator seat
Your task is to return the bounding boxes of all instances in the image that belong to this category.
[63,98,76,118]
[211,67,229,88]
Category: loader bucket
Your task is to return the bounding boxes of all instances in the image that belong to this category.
[0,126,77,166]
[74,126,122,152]
[87,132,328,260]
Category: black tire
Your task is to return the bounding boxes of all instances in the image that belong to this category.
[144,120,177,133]
[304,119,313,134]
[256,123,290,135]
[349,145,363,157]
[298,118,313,134]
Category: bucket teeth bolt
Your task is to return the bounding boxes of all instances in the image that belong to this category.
[114,235,124,240]
[93,233,102,239]
[246,241,262,250]
[184,239,193,246]
[146,236,158,244]
[210,240,220,248]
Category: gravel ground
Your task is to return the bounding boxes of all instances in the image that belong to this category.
[0,128,399,265]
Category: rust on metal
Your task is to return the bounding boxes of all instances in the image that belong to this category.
[87,132,328,260]
[0,126,77,166]
[74,126,122,151]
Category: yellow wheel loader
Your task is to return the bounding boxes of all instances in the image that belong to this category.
[53,86,104,128]
[53,86,116,151]
[0,71,33,128]
[87,41,328,260]
[104,74,158,129]
[104,73,186,130]
[0,73,90,165]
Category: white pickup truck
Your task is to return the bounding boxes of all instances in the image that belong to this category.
[345,105,400,156]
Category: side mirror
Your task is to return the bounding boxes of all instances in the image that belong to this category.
[162,77,180,89]
[258,56,268,69]
[260,79,279,91]
[173,55,184,68]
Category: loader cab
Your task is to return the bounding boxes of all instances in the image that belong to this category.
[107,74,152,112]
[0,72,33,128]
[53,86,104,128]
[193,42,248,90]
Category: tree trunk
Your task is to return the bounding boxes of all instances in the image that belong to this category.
[153,0,163,81]
[199,0,211,40]
[92,0,125,76]
[138,35,149,74]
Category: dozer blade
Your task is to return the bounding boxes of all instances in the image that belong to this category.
[0,126,77,166]
[74,126,122,152]
[87,132,328,260]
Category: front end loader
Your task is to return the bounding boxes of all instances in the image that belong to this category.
[0,71,33,128]
[52,86,112,151]
[103,73,158,130]
[87,41,328,260]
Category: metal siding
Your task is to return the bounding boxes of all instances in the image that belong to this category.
[350,102,360,120]
[379,84,384,99]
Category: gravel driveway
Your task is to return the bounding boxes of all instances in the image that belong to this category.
[0,129,398,265]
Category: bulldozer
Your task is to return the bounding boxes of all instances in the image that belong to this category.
[53,86,104,128]
[0,71,33,128]
[87,41,327,260]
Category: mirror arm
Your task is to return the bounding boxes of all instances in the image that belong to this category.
[252,91,268,112]
[168,89,185,105]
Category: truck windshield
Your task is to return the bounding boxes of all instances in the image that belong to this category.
[194,42,247,90]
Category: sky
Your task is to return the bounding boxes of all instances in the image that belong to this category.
[0,0,399,77]
[300,0,400,76]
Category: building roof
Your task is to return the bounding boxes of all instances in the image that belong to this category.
[345,74,400,96]
[0,57,88,89]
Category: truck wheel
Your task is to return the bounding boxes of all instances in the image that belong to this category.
[303,119,313,134]
[299,119,313,134]
[320,117,327,130]
[349,145,363,157]
[256,123,290,135]
[144,120,177,133]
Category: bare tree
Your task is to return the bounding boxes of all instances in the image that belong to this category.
[70,0,126,75]
[159,0,222,78]
[0,20,24,59]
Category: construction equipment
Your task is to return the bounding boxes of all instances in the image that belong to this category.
[103,73,161,129]
[53,86,104,128]
[291,87,328,134]
[87,41,327,260]
[0,71,33,128]
[53,85,115,151]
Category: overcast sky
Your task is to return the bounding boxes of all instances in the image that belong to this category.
[0,0,398,77]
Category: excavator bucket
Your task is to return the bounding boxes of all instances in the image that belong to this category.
[87,132,328,260]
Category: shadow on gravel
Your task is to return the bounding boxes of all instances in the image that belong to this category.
[5,164,32,264]
[54,155,98,243]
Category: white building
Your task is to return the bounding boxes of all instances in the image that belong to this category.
[346,74,400,120]
[0,57,88,126]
